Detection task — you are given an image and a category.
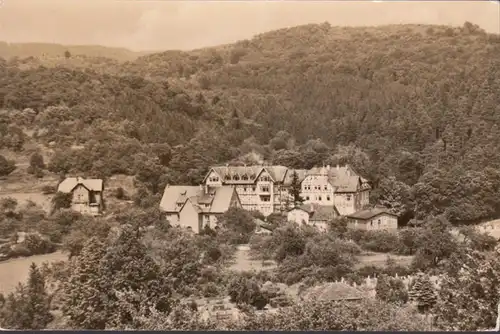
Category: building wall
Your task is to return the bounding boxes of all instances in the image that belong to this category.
[166,213,180,225]
[300,175,335,206]
[334,192,358,216]
[205,171,223,187]
[348,213,398,231]
[72,185,89,204]
[287,209,310,225]
[179,201,202,233]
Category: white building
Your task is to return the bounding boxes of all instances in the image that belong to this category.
[300,165,370,216]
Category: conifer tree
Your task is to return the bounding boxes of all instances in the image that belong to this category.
[61,237,109,329]
[408,274,437,313]
[0,263,53,329]
[290,170,303,205]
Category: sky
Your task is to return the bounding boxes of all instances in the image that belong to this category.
[0,0,498,51]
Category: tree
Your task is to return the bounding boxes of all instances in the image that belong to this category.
[408,274,437,313]
[434,250,500,330]
[289,170,303,204]
[376,274,409,305]
[64,50,71,59]
[0,155,16,177]
[0,263,53,329]
[228,274,269,310]
[50,192,72,214]
[61,237,110,329]
[217,207,256,244]
[98,226,173,328]
[29,152,45,170]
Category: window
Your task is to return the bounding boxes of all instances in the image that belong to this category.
[233,174,240,181]
[306,196,310,200]
[346,194,352,201]
[243,187,247,192]
[324,185,328,190]
[261,186,270,192]
[252,187,256,192]
[318,196,322,201]
[327,195,331,201]
[204,214,210,221]
[378,219,381,226]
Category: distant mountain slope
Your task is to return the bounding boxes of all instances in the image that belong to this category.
[0,42,148,61]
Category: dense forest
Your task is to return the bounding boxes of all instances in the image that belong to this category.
[1,21,500,225]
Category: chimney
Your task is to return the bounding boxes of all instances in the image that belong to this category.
[205,184,209,194]
[199,184,204,192]
[336,164,339,171]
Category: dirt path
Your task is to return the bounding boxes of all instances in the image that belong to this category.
[0,251,67,295]
[229,244,276,272]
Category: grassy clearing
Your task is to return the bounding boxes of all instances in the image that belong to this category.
[0,251,67,295]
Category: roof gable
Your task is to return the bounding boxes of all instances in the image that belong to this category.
[57,177,103,193]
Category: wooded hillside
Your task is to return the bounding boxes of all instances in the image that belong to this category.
[1,21,500,224]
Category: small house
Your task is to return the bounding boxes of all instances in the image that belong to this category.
[159,184,241,234]
[57,176,104,216]
[346,207,398,231]
[287,203,340,232]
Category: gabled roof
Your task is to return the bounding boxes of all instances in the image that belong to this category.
[209,186,238,213]
[289,203,339,221]
[347,207,398,220]
[160,185,238,214]
[57,177,103,193]
[304,165,363,193]
[283,169,308,186]
[160,186,200,212]
[302,282,365,302]
[205,165,292,185]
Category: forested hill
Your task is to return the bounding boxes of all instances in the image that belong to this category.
[0,42,145,61]
[1,22,500,225]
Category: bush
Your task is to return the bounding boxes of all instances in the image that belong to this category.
[41,185,57,194]
[0,155,16,176]
[115,187,127,200]
[359,230,399,253]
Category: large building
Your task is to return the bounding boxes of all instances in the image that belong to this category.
[203,164,371,217]
[159,184,241,233]
[203,165,304,216]
[300,165,371,216]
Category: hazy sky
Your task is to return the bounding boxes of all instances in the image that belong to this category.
[0,0,498,51]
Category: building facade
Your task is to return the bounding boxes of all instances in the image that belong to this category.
[300,165,370,216]
[203,165,301,216]
[287,203,340,232]
[202,164,370,217]
[56,177,104,216]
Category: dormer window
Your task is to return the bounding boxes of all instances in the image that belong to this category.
[242,174,249,180]
[224,175,231,180]
[233,174,240,181]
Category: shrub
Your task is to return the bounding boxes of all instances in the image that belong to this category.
[115,187,127,200]
[0,155,16,176]
[359,230,399,253]
[41,185,57,194]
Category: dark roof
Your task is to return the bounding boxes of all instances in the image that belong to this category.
[302,282,365,302]
[347,208,398,220]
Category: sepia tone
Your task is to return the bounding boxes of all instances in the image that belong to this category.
[0,0,499,331]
